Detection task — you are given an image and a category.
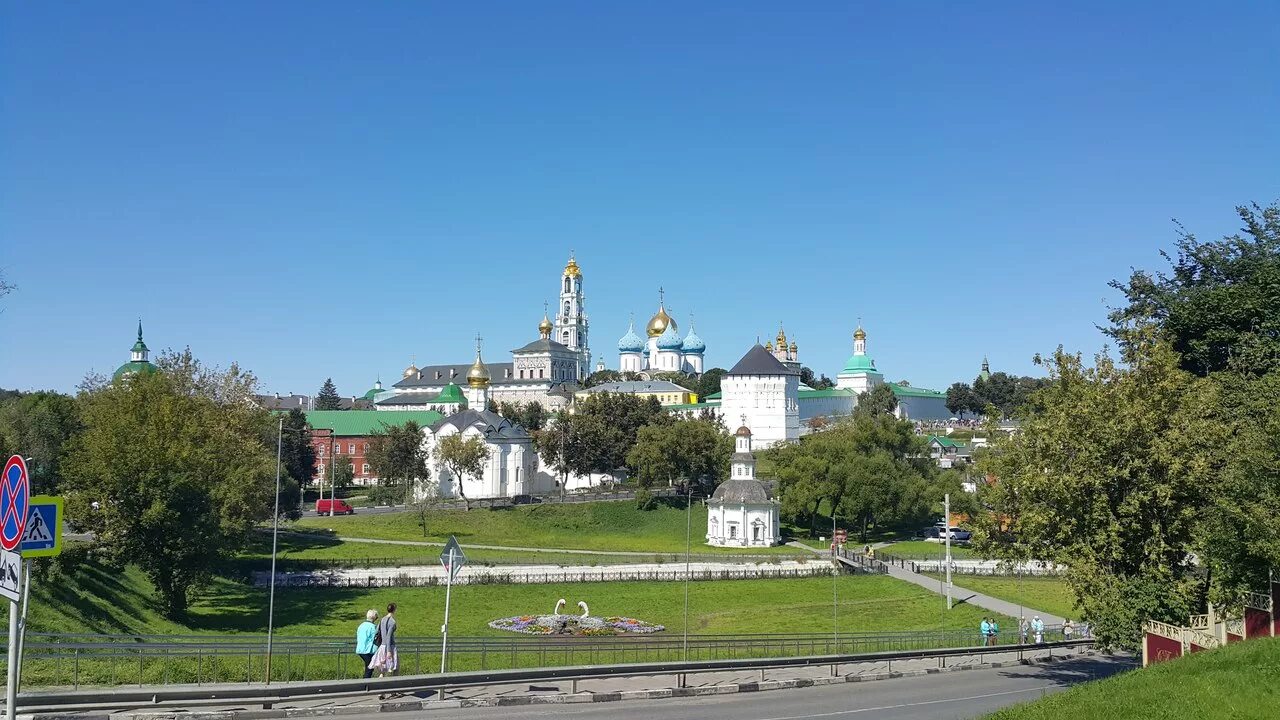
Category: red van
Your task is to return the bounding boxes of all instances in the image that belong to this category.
[315,499,355,515]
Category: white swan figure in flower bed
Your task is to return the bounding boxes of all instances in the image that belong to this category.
[488,599,665,636]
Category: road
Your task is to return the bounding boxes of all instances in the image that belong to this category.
[343,654,1134,720]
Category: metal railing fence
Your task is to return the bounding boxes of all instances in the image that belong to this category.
[3,628,1071,689]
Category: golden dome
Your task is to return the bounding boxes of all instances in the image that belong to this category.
[564,256,582,278]
[646,304,675,338]
[776,327,787,347]
[539,312,553,335]
[466,353,491,388]
[765,341,773,351]
[854,326,866,341]
[789,341,798,353]
[403,363,419,379]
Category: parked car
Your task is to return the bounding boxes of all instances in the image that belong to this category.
[315,499,355,515]
[921,524,972,543]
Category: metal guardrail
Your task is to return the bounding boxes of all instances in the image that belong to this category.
[12,639,1096,713]
[5,629,1070,689]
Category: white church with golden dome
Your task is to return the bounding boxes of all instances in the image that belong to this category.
[617,288,706,376]
[379,256,591,412]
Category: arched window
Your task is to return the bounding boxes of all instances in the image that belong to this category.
[563,300,571,316]
[564,277,571,293]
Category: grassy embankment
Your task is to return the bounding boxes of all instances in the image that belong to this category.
[920,573,1078,621]
[288,502,801,554]
[879,540,979,559]
[987,637,1280,719]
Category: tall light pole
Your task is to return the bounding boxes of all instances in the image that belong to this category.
[944,493,953,610]
[266,416,284,684]
[683,478,693,660]
[329,435,337,517]
[831,510,838,646]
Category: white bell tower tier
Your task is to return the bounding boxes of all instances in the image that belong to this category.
[554,254,591,380]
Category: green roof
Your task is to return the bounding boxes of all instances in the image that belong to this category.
[927,435,967,448]
[704,391,722,400]
[667,401,721,411]
[888,383,945,399]
[305,410,443,436]
[432,383,465,405]
[113,360,157,380]
[798,388,855,399]
[841,354,878,373]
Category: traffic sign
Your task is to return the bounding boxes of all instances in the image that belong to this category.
[1,456,30,552]
[439,535,466,582]
[0,549,19,602]
[20,496,62,558]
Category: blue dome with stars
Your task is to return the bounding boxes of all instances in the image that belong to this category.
[657,322,683,350]
[681,327,706,354]
[617,321,645,354]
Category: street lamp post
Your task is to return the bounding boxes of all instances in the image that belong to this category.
[266,416,284,684]
[683,479,693,660]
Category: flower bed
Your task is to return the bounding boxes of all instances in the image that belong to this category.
[488,613,664,635]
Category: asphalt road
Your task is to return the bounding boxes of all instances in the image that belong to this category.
[364,654,1134,720]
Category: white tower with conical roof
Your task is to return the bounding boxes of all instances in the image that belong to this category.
[553,254,590,380]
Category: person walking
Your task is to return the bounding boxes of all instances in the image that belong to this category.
[1063,619,1074,641]
[979,617,990,646]
[370,602,399,699]
[1019,618,1029,645]
[1032,615,1044,644]
[355,609,378,679]
[990,618,1000,646]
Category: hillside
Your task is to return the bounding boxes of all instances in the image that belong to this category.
[988,637,1280,719]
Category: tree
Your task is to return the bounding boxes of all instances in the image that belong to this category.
[277,408,315,519]
[853,384,897,418]
[695,368,728,398]
[497,401,548,432]
[366,420,429,505]
[0,390,81,494]
[582,370,642,388]
[570,392,669,476]
[945,382,973,417]
[1108,202,1280,377]
[770,415,933,541]
[331,453,355,488]
[315,378,343,410]
[626,417,732,492]
[974,340,1221,649]
[800,367,835,390]
[62,366,276,618]
[435,433,489,510]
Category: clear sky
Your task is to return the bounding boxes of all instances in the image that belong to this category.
[2,2,1278,396]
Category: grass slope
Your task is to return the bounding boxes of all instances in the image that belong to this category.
[30,558,1005,639]
[289,503,795,553]
[880,540,979,559]
[923,573,1078,621]
[988,637,1280,719]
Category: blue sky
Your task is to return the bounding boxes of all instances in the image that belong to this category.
[2,2,1278,396]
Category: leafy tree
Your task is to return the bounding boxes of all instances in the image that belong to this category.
[277,408,314,519]
[626,417,732,492]
[582,370,643,388]
[571,392,669,476]
[366,420,429,505]
[800,367,835,390]
[62,367,275,618]
[315,378,342,410]
[653,371,698,393]
[435,433,489,510]
[695,367,728,398]
[853,384,897,418]
[497,401,548,432]
[331,453,355,488]
[1108,202,1280,377]
[945,382,974,417]
[974,340,1221,649]
[0,390,81,494]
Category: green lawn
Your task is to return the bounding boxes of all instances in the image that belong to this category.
[923,573,1078,621]
[987,637,1280,719]
[881,540,980,560]
[30,557,1006,639]
[288,502,797,554]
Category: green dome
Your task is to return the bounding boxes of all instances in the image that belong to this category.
[433,382,466,405]
[113,360,158,380]
[842,354,877,373]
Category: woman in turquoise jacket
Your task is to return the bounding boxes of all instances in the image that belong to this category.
[355,609,378,678]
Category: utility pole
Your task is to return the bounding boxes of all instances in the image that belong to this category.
[329,435,336,517]
[683,479,692,660]
[944,493,953,610]
[265,416,283,683]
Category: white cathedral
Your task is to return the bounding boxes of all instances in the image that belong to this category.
[616,290,706,376]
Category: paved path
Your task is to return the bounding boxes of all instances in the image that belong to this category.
[795,539,1065,625]
[284,531,803,559]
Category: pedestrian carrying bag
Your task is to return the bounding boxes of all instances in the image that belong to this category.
[374,621,383,647]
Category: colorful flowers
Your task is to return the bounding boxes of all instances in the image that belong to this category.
[488,614,665,635]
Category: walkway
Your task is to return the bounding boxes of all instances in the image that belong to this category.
[791,540,1066,625]
[281,530,776,558]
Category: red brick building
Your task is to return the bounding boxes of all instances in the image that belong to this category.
[306,410,443,486]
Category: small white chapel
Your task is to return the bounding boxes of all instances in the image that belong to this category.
[706,423,781,547]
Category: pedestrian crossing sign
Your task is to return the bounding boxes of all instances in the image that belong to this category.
[21,495,62,557]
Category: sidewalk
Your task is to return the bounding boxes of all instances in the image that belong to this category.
[790,540,1066,625]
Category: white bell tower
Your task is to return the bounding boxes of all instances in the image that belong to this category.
[554,254,590,380]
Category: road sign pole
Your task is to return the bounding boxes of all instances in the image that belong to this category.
[944,494,953,610]
[6,568,21,720]
[16,560,30,684]
[440,547,454,674]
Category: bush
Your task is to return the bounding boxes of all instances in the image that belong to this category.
[635,488,657,511]
[365,484,403,507]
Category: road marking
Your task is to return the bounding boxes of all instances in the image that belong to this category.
[748,684,1066,720]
